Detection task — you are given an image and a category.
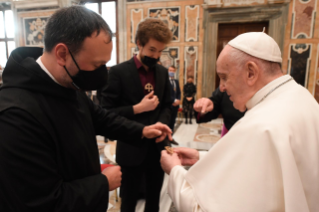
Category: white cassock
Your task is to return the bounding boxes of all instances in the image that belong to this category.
[168,75,319,212]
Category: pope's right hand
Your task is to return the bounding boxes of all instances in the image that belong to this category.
[102,166,122,191]
[173,147,199,166]
[193,98,214,114]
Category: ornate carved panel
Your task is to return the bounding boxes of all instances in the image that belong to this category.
[288,43,312,87]
[184,46,198,84]
[160,47,180,69]
[185,5,200,42]
[291,0,317,39]
[148,7,180,42]
[130,8,143,44]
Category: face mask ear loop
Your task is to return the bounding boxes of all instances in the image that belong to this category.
[68,48,81,71]
[63,66,80,90]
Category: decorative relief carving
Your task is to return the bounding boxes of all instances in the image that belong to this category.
[148,7,180,42]
[130,9,143,44]
[291,0,317,39]
[160,47,180,69]
[185,5,200,42]
[288,43,312,87]
[184,46,198,84]
[223,0,264,6]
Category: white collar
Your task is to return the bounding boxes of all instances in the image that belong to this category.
[36,56,60,85]
[246,75,292,110]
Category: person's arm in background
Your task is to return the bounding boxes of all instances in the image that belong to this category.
[194,87,223,123]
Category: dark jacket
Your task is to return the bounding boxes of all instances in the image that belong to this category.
[100,58,172,166]
[0,47,144,212]
[170,79,181,103]
[196,87,245,130]
[183,82,196,98]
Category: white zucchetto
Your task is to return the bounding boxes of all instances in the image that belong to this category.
[228,32,282,63]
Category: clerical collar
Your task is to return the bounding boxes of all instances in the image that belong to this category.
[36,56,61,85]
[246,75,293,110]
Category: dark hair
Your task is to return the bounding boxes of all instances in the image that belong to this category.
[44,6,112,54]
[170,65,176,69]
[135,18,172,46]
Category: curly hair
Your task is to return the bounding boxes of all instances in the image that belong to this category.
[135,18,172,46]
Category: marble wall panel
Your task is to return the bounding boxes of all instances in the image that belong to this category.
[288,43,312,87]
[223,0,264,6]
[148,7,180,42]
[315,79,319,102]
[130,8,143,44]
[185,5,199,42]
[160,47,180,69]
[131,47,139,57]
[291,0,316,39]
[184,46,198,84]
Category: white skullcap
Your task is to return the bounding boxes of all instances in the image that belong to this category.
[228,32,282,63]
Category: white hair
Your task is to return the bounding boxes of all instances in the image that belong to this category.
[228,46,282,75]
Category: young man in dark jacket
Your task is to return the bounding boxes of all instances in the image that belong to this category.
[100,18,173,212]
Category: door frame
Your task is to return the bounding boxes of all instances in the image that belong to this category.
[202,4,290,97]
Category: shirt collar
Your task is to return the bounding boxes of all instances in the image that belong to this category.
[133,54,143,70]
[246,75,292,110]
[36,56,61,85]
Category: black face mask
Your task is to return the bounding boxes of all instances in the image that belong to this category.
[141,55,159,68]
[64,50,108,91]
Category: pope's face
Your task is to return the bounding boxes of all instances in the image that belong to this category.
[217,45,249,112]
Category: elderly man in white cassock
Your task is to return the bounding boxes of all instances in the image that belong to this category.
[160,31,319,212]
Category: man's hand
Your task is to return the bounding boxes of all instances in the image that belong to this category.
[142,122,172,143]
[172,99,180,106]
[193,98,214,114]
[133,91,159,114]
[102,166,122,191]
[160,151,182,174]
[173,147,199,166]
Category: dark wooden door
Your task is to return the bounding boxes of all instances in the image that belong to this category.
[215,22,269,89]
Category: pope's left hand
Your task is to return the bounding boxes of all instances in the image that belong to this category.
[160,150,182,175]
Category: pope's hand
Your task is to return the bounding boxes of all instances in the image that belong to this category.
[173,147,199,166]
[102,166,122,191]
[142,122,172,143]
[193,98,214,114]
[160,151,182,174]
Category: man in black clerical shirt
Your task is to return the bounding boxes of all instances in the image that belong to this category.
[0,6,172,212]
[100,18,173,212]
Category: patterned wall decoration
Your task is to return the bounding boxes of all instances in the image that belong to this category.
[148,7,180,42]
[159,47,180,69]
[23,16,49,46]
[315,78,319,102]
[288,43,312,87]
[130,8,143,44]
[185,5,199,42]
[131,47,139,57]
[184,46,198,84]
[223,0,264,6]
[315,44,319,102]
[291,0,317,39]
